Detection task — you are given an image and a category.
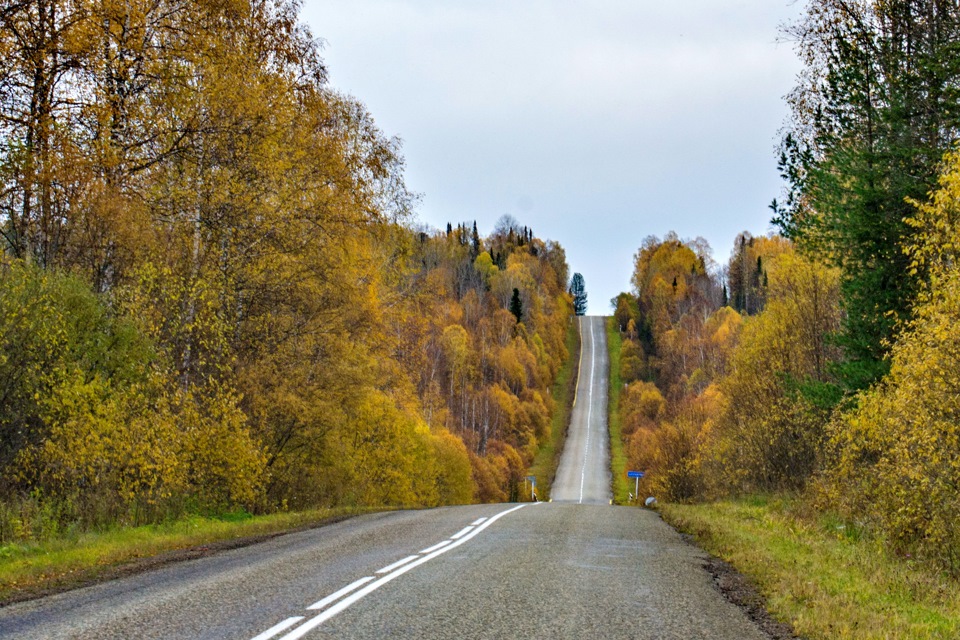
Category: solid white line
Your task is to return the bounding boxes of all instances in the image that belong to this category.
[450,525,474,540]
[307,577,374,610]
[375,555,419,575]
[470,517,488,526]
[279,503,533,640]
[419,539,452,554]
[250,616,305,640]
[579,318,596,504]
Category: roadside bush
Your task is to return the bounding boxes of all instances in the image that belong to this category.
[0,261,267,539]
[620,381,665,437]
[824,267,960,571]
[627,386,721,502]
[822,149,960,573]
[619,338,646,384]
[0,260,151,477]
[429,429,475,505]
[710,252,841,494]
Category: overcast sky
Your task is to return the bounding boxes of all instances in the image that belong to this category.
[300,1,805,315]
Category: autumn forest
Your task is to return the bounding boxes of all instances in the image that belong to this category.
[4,0,960,585]
[614,0,960,576]
[0,0,572,540]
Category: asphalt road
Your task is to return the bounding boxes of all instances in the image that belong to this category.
[551,315,611,504]
[0,315,772,640]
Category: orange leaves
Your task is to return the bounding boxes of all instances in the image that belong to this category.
[621,381,666,437]
[429,430,474,506]
[0,0,576,527]
[702,252,841,493]
[391,221,573,503]
[617,231,846,502]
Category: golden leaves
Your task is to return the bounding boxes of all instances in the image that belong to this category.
[822,148,960,572]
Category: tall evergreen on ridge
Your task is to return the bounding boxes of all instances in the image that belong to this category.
[774,0,960,392]
[570,273,588,316]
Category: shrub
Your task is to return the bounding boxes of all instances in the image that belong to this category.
[822,149,960,572]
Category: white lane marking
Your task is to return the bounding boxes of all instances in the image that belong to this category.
[279,503,534,640]
[307,576,374,610]
[419,539,452,554]
[375,555,419,575]
[250,616,305,640]
[450,525,474,540]
[579,318,596,504]
[470,517,488,526]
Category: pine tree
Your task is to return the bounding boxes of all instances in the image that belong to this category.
[509,288,523,323]
[569,273,587,316]
[470,221,481,258]
[776,0,960,391]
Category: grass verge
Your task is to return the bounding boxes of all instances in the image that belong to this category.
[605,317,630,504]
[529,318,580,501]
[662,496,960,639]
[0,506,378,605]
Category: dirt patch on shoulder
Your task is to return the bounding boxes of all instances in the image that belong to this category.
[703,555,801,640]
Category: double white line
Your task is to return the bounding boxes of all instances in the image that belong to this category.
[251,503,534,640]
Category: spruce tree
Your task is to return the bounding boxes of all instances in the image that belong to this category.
[776,0,960,392]
[509,288,523,323]
[569,273,587,316]
[470,221,481,258]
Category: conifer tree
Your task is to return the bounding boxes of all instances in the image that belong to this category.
[509,288,524,323]
[775,0,960,391]
[471,221,481,258]
[569,273,587,316]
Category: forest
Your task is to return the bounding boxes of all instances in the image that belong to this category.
[0,0,574,542]
[615,0,960,575]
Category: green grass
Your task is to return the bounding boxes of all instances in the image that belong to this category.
[605,317,630,504]
[529,318,580,501]
[0,506,376,604]
[662,496,960,639]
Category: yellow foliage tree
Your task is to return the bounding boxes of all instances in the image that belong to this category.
[824,148,960,572]
[711,250,841,493]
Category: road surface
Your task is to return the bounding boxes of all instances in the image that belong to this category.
[551,315,612,504]
[0,316,772,640]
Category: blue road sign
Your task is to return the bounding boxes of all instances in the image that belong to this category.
[627,471,645,479]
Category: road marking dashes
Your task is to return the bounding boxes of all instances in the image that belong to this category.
[307,576,373,610]
[249,616,304,640]
[375,555,419,574]
[419,539,452,554]
[449,525,474,540]
[251,503,536,640]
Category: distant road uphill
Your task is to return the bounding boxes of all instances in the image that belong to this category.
[0,317,771,640]
[551,315,612,504]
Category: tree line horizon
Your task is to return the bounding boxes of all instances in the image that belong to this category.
[4,0,960,581]
[612,0,960,575]
[0,0,576,542]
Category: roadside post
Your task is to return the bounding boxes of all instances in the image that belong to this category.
[525,475,537,501]
[627,470,644,502]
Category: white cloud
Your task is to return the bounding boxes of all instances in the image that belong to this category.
[301,0,804,313]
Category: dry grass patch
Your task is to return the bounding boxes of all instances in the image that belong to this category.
[662,496,960,639]
[0,507,375,605]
